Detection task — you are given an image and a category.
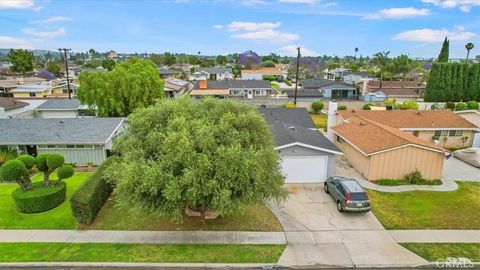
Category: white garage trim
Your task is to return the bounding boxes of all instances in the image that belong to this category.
[280,155,328,183]
[276,142,343,155]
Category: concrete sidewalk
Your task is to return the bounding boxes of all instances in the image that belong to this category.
[389,230,480,243]
[0,230,286,245]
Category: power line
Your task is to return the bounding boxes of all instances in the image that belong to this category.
[58,48,72,99]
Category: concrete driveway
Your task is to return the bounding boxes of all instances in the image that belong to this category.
[270,184,427,268]
[443,157,480,181]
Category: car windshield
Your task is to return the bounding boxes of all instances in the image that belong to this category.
[350,192,368,201]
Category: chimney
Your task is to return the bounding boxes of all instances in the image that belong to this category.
[199,80,208,89]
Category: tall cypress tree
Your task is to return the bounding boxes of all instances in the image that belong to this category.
[437,37,449,62]
[466,64,478,101]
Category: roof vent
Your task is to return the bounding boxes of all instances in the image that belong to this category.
[288,126,296,131]
[360,122,367,126]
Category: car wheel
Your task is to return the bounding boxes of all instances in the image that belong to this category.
[337,201,343,212]
[324,183,329,193]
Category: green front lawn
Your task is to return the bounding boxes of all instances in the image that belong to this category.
[375,179,442,186]
[401,243,480,262]
[310,113,327,129]
[87,196,283,231]
[271,82,280,89]
[367,182,480,229]
[0,172,91,229]
[0,243,285,263]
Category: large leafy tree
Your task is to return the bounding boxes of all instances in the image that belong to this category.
[46,61,62,77]
[215,55,227,66]
[109,97,287,221]
[77,57,165,116]
[102,58,116,71]
[7,49,34,77]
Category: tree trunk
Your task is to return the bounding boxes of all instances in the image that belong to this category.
[43,171,50,186]
[24,173,32,190]
[466,51,470,61]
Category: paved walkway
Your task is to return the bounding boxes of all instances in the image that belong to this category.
[389,230,480,243]
[0,230,286,245]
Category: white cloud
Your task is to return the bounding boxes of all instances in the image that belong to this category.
[364,7,430,19]
[393,28,475,42]
[455,25,466,30]
[231,29,299,43]
[33,5,43,11]
[422,0,480,12]
[240,0,267,6]
[0,0,34,9]
[0,36,32,48]
[226,21,281,32]
[279,45,317,56]
[213,24,223,29]
[23,27,66,39]
[278,0,318,3]
[29,16,72,24]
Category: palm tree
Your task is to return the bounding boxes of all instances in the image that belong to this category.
[354,47,359,62]
[465,42,474,61]
[88,49,96,60]
[372,51,390,88]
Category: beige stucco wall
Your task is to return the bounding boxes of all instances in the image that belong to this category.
[414,130,474,148]
[334,137,371,177]
[369,146,444,180]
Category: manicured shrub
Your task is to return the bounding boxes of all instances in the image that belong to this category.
[311,101,324,113]
[262,75,276,81]
[337,105,347,110]
[0,160,28,189]
[35,153,49,171]
[12,181,66,213]
[57,164,74,181]
[430,104,438,110]
[403,170,423,184]
[455,102,467,111]
[70,157,118,224]
[363,103,373,110]
[284,80,292,86]
[396,101,419,110]
[445,102,455,110]
[283,102,296,108]
[46,154,65,170]
[17,155,36,169]
[466,101,479,110]
[37,153,65,185]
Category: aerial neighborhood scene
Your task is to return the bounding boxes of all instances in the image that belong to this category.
[2,0,480,269]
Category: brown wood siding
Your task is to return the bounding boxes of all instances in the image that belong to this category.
[334,138,371,178]
[369,146,444,180]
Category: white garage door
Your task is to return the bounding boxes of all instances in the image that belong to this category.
[280,156,328,183]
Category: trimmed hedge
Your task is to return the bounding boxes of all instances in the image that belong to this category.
[70,157,118,224]
[12,181,66,213]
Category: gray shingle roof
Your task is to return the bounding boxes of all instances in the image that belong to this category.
[0,118,124,145]
[301,78,355,89]
[200,67,232,74]
[159,68,180,75]
[283,89,323,98]
[259,108,341,153]
[36,99,81,111]
[193,80,271,89]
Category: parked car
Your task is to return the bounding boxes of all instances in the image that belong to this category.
[324,177,370,213]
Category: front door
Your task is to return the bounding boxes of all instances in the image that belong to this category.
[248,90,253,99]
[26,145,37,156]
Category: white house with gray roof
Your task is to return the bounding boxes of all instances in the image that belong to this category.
[259,108,342,183]
[0,118,126,166]
[35,99,92,118]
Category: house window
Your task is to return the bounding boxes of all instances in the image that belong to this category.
[29,92,36,97]
[231,90,241,96]
[336,135,344,143]
[46,145,56,148]
[449,130,463,137]
[37,145,47,149]
[255,90,265,96]
[66,145,75,149]
[434,130,448,137]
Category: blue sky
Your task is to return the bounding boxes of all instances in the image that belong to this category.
[0,0,479,58]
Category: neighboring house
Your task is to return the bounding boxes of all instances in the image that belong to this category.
[35,99,90,118]
[196,67,233,81]
[11,84,53,98]
[363,88,422,102]
[323,68,350,81]
[159,68,180,79]
[341,71,375,85]
[0,77,47,94]
[300,78,358,100]
[361,80,426,97]
[332,113,446,181]
[0,118,126,166]
[241,67,287,80]
[190,80,280,100]
[189,70,209,81]
[164,78,190,98]
[455,110,480,147]
[259,108,342,183]
[0,97,29,118]
[335,110,479,149]
[283,89,324,102]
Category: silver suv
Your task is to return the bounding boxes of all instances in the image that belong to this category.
[324,177,371,213]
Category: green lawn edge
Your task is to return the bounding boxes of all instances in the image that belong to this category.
[401,243,480,262]
[0,243,285,263]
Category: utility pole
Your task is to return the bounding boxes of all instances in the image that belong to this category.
[58,48,72,99]
[293,47,301,106]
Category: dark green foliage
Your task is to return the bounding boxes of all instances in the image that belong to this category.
[284,80,292,86]
[338,105,347,110]
[46,154,65,170]
[455,103,467,111]
[430,104,439,110]
[375,178,442,186]
[0,160,27,183]
[35,154,49,171]
[46,61,62,77]
[57,165,74,181]
[467,101,479,110]
[101,59,116,71]
[17,155,35,169]
[12,181,66,213]
[445,102,455,110]
[403,170,424,184]
[261,61,276,67]
[262,75,276,81]
[7,49,34,76]
[70,157,117,224]
[437,37,449,62]
[363,103,373,110]
[311,101,324,112]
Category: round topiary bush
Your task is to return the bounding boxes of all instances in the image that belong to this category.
[338,105,347,110]
[57,164,74,180]
[46,154,65,169]
[363,103,373,110]
[455,102,466,111]
[467,101,479,110]
[12,181,66,213]
[17,155,36,169]
[311,101,324,113]
[0,160,27,183]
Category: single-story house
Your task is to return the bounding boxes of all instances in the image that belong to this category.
[197,67,233,81]
[341,71,376,85]
[363,88,422,102]
[0,77,47,94]
[301,78,358,100]
[259,108,342,183]
[0,97,29,117]
[159,68,180,79]
[164,78,190,98]
[35,98,91,118]
[455,110,480,147]
[11,84,53,98]
[323,68,349,81]
[335,110,479,149]
[332,114,446,181]
[190,80,281,100]
[241,67,287,80]
[361,80,426,97]
[0,118,126,166]
[189,70,209,81]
